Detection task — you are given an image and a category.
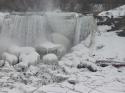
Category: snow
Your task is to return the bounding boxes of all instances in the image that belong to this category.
[34,66,125,93]
[98,5,125,18]
[93,27,125,62]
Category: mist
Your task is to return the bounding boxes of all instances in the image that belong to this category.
[0,0,61,12]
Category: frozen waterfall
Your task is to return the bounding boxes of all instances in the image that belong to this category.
[0,12,97,50]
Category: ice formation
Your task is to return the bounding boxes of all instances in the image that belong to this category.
[19,51,40,66]
[2,52,18,66]
[36,42,62,58]
[0,12,98,75]
[0,12,97,52]
[43,53,58,65]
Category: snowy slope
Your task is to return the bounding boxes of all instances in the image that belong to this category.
[93,26,125,62]
[98,5,125,18]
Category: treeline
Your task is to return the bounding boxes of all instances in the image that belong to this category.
[0,0,125,12]
[61,0,125,13]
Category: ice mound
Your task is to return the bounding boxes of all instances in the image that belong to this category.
[2,52,18,66]
[43,53,58,65]
[19,51,40,66]
[36,42,66,59]
[1,45,40,69]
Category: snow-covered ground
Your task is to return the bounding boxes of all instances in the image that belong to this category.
[94,26,125,62]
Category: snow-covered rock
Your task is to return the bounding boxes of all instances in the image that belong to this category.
[77,61,98,72]
[43,53,58,65]
[19,51,40,67]
[2,52,18,66]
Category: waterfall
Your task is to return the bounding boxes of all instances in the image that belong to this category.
[74,15,97,47]
[0,12,97,49]
[1,14,48,46]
